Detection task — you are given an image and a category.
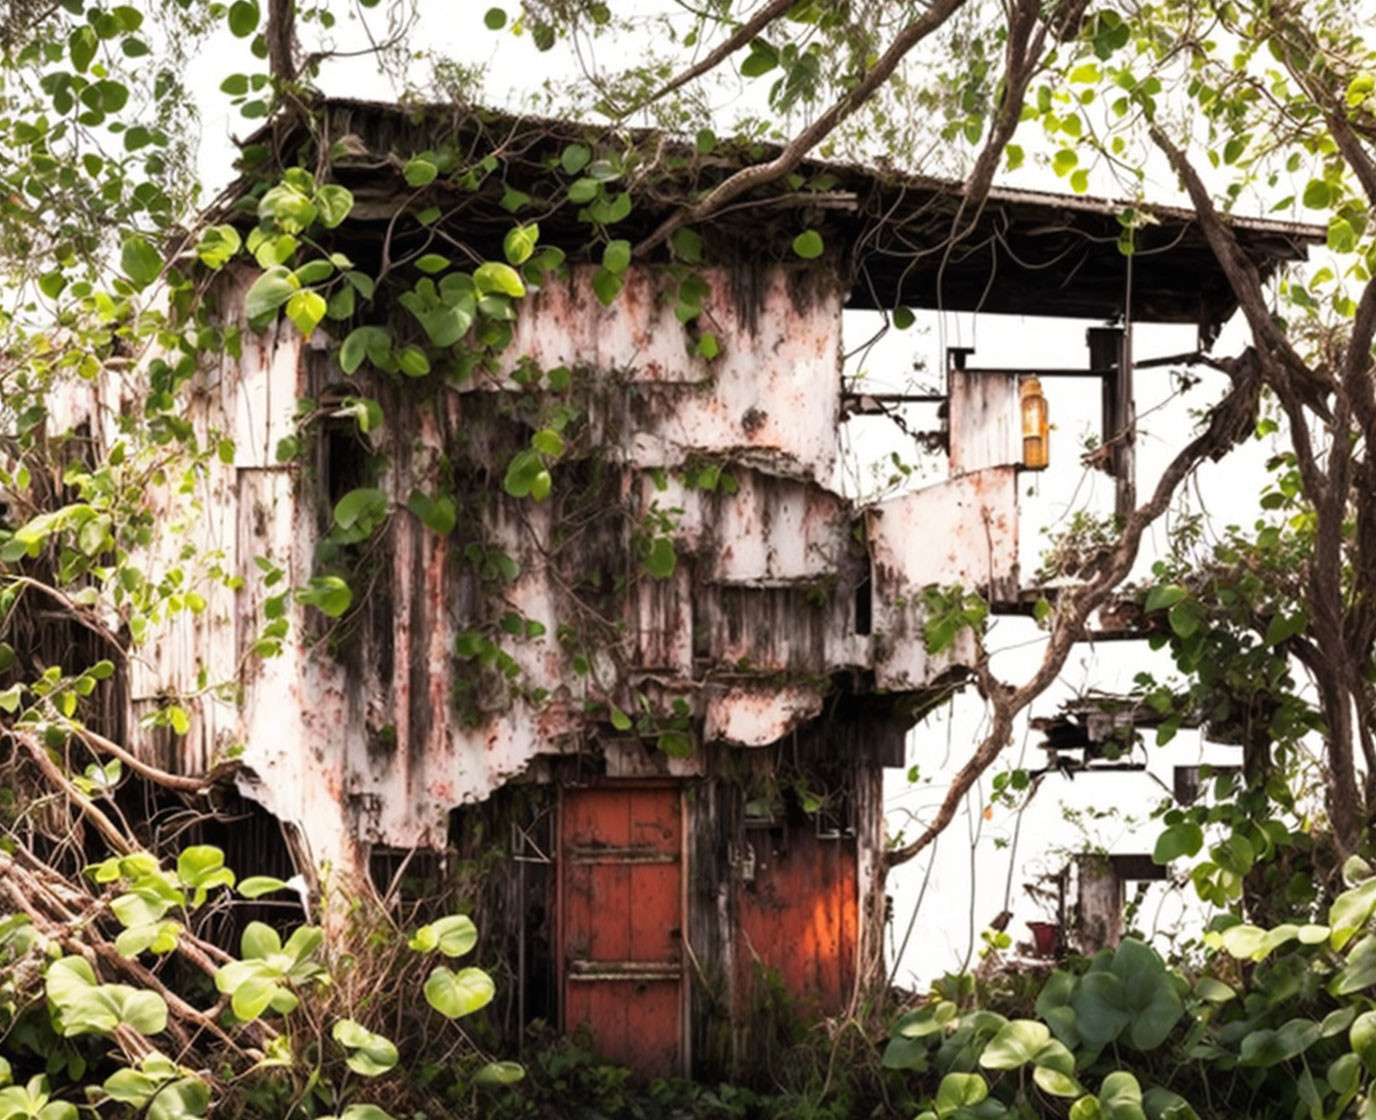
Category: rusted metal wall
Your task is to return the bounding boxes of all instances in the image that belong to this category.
[123,261,1017,872]
[112,255,1032,1074]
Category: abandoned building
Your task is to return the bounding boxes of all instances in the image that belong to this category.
[67,100,1316,1076]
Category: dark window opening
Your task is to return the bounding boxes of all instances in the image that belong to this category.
[854,570,873,636]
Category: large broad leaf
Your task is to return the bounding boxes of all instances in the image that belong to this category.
[1240,1018,1321,1067]
[47,957,168,1036]
[1033,1039,1076,1074]
[1070,1097,1104,1120]
[424,966,495,1019]
[1110,939,1183,1049]
[282,926,324,971]
[176,846,235,907]
[935,1071,988,1115]
[331,1018,399,1076]
[237,876,290,899]
[473,261,526,298]
[147,1078,210,1120]
[1335,934,1376,995]
[214,960,280,1022]
[1330,879,1376,950]
[315,184,354,228]
[408,914,478,958]
[934,1010,1008,1075]
[240,921,281,960]
[1036,970,1082,1049]
[244,266,300,325]
[339,325,392,374]
[474,1061,525,1086]
[1217,924,1267,960]
[415,304,472,347]
[881,1034,929,1070]
[1153,821,1203,864]
[897,1000,958,1039]
[121,234,162,289]
[333,488,389,533]
[1071,971,1131,1049]
[1142,1087,1200,1120]
[979,1019,1050,1070]
[1352,1010,1376,1074]
[1100,1071,1146,1120]
[1034,1065,1083,1098]
[406,492,458,538]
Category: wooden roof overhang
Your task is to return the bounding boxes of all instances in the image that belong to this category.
[234,99,1320,337]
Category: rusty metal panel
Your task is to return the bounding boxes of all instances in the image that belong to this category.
[561,785,684,1076]
[867,465,1019,601]
[865,466,1018,690]
[698,474,851,585]
[704,682,824,748]
[701,585,850,674]
[948,369,1020,474]
[498,267,843,485]
[735,823,858,1023]
[629,564,693,674]
[224,270,307,469]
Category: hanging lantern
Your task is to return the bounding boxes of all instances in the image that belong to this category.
[1020,377,1049,469]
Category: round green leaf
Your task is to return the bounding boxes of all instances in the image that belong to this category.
[238,876,291,899]
[531,428,564,457]
[935,1072,988,1112]
[396,345,431,377]
[474,261,526,298]
[791,229,824,259]
[315,184,354,229]
[503,223,539,265]
[1034,1065,1083,1098]
[227,0,260,36]
[297,576,353,618]
[403,158,438,187]
[979,1018,1050,1069]
[643,536,676,579]
[121,235,162,289]
[332,1018,399,1077]
[333,488,389,533]
[474,1060,525,1086]
[406,491,457,536]
[1153,821,1203,864]
[423,966,495,1019]
[561,143,591,175]
[602,239,631,275]
[340,1106,395,1120]
[286,290,327,337]
[244,267,299,325]
[1352,1010,1376,1074]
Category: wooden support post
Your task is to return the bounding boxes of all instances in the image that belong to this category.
[1086,327,1136,517]
[1072,854,1123,954]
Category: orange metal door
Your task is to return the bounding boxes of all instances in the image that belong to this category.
[560,785,684,1076]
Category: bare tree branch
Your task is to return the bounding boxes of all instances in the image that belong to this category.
[888,362,1262,866]
[633,0,972,257]
[620,0,797,117]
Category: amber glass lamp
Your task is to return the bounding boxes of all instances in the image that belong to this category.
[1020,377,1049,469]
